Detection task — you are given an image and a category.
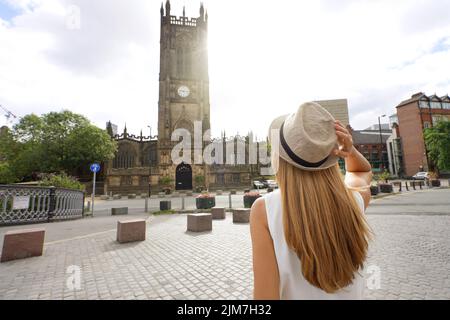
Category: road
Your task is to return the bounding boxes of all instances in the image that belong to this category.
[0,188,449,300]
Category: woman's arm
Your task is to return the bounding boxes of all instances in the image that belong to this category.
[334,121,373,209]
[250,198,280,300]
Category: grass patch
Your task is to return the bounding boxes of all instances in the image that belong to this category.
[153,209,176,216]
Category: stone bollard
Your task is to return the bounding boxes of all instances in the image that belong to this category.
[140,193,148,199]
[117,220,146,243]
[232,208,251,223]
[128,194,137,199]
[160,201,171,211]
[112,207,128,215]
[211,207,226,220]
[216,190,223,195]
[230,190,237,195]
[187,213,212,232]
[113,194,122,200]
[1,229,45,263]
[145,197,149,213]
[100,195,109,200]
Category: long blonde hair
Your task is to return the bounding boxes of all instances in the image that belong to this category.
[276,157,372,293]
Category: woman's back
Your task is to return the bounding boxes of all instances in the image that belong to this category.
[250,102,373,300]
[264,189,366,300]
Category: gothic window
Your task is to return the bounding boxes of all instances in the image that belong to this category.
[150,149,157,165]
[176,35,192,78]
[113,145,137,169]
[177,47,184,77]
[121,176,133,186]
[216,174,224,185]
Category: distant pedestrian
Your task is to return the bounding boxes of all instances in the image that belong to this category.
[250,102,373,300]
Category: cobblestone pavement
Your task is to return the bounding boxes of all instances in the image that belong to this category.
[0,189,449,300]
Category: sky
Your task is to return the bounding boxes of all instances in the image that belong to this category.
[0,0,449,139]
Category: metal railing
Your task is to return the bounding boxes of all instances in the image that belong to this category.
[0,185,84,226]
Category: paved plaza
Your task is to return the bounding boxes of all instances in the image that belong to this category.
[0,188,449,300]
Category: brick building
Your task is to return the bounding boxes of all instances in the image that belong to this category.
[395,92,450,176]
[351,127,391,173]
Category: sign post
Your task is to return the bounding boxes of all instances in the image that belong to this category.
[90,163,101,216]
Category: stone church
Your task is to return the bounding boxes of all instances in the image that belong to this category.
[103,2,264,195]
[101,1,350,195]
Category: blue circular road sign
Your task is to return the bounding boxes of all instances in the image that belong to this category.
[90,163,101,173]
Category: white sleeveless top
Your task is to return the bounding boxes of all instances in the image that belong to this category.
[264,189,366,300]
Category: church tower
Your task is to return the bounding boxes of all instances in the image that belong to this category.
[158,1,210,190]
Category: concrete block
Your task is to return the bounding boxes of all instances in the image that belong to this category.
[187,213,212,232]
[160,201,171,211]
[1,228,45,263]
[117,220,146,243]
[112,207,128,215]
[232,208,251,223]
[211,207,226,220]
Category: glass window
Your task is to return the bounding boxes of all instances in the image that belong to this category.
[443,103,450,110]
[431,101,442,109]
[419,101,429,109]
[423,122,430,129]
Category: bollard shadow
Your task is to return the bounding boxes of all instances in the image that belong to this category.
[184,230,213,237]
[103,239,144,251]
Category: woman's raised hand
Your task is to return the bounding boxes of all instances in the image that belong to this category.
[333,120,354,158]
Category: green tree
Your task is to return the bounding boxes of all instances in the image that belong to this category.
[424,120,450,172]
[0,126,19,183]
[0,110,117,183]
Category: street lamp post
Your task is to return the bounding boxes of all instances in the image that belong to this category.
[378,115,386,171]
[147,125,152,197]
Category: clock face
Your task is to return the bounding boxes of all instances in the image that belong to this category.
[177,86,190,98]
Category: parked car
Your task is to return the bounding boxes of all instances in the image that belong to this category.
[412,172,429,180]
[253,180,265,189]
[266,180,278,189]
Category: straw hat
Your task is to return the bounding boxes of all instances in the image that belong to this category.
[268,102,339,171]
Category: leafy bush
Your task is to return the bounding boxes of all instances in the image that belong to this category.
[159,176,173,186]
[194,175,205,184]
[379,170,391,183]
[39,172,85,191]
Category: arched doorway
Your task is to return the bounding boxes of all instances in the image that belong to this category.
[176,162,193,190]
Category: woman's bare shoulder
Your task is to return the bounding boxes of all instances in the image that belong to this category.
[250,197,268,227]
